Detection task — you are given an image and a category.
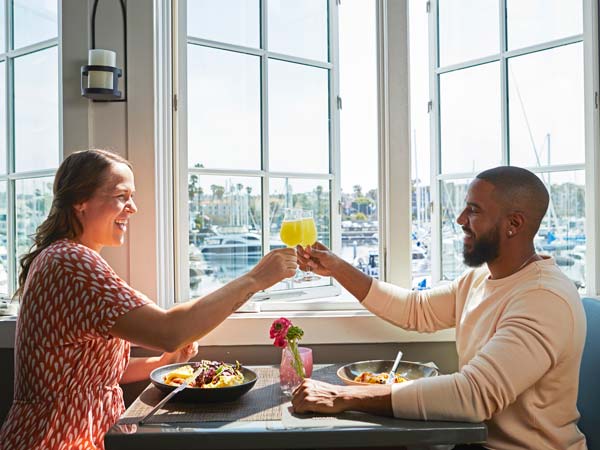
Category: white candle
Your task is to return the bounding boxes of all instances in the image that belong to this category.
[88,49,117,90]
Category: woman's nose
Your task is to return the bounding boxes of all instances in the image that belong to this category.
[126,199,138,214]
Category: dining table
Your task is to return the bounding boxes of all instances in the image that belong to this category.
[104,363,487,450]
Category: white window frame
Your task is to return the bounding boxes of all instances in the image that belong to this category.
[151,0,438,344]
[171,0,399,310]
[427,0,600,295]
[1,0,61,299]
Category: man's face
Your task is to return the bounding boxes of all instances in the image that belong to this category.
[456,179,504,267]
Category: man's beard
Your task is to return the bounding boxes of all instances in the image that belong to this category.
[462,225,500,267]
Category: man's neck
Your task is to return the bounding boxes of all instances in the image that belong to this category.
[487,245,540,280]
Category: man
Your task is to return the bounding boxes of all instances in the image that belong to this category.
[293,166,587,450]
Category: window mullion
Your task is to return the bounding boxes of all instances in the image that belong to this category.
[429,0,442,285]
[260,0,270,259]
[329,0,341,255]
[500,0,509,166]
[6,0,14,294]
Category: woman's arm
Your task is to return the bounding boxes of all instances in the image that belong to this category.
[120,342,199,384]
[110,248,297,352]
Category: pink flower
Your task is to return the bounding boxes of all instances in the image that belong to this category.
[269,317,306,379]
[270,317,291,340]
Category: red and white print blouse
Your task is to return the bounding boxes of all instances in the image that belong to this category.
[0,239,150,449]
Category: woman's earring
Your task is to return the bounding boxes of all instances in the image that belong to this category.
[508,230,513,236]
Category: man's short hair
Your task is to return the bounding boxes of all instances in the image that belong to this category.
[476,166,550,234]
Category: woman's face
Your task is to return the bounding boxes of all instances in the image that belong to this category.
[74,162,137,252]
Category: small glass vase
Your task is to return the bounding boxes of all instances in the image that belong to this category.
[279,346,313,397]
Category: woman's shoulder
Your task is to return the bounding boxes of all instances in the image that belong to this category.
[37,239,109,272]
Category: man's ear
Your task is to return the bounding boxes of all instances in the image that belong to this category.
[508,211,526,232]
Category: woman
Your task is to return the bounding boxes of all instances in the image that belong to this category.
[0,149,296,450]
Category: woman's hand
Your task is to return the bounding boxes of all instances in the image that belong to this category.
[159,341,199,365]
[248,248,297,290]
[296,242,341,277]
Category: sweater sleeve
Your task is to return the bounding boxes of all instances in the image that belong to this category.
[361,279,458,332]
[389,291,573,422]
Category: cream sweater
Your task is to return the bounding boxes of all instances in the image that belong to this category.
[362,257,587,450]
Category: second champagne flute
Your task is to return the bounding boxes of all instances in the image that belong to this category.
[298,210,320,282]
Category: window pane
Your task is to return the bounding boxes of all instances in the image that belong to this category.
[338,0,380,280]
[188,175,262,297]
[440,178,470,281]
[268,0,328,62]
[0,0,5,52]
[187,45,261,170]
[507,0,582,51]
[409,0,431,289]
[0,61,5,175]
[508,44,584,167]
[187,0,259,48]
[14,47,59,172]
[536,170,585,292]
[15,177,53,268]
[13,0,57,49]
[440,62,501,174]
[0,181,6,296]
[269,177,330,290]
[268,60,329,174]
[438,0,499,67]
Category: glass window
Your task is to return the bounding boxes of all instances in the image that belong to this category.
[508,44,584,167]
[0,0,5,52]
[535,170,585,290]
[440,62,502,174]
[507,0,583,51]
[0,61,5,175]
[12,0,58,49]
[0,2,59,298]
[267,0,328,62]
[438,0,499,67]
[188,174,262,297]
[338,0,380,280]
[14,47,59,172]
[187,0,259,48]
[183,1,337,303]
[433,0,586,293]
[187,46,261,171]
[440,178,470,281]
[0,181,6,296]
[409,1,431,289]
[268,60,329,174]
[15,177,53,266]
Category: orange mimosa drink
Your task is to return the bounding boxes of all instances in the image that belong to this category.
[280,220,303,247]
[300,217,317,247]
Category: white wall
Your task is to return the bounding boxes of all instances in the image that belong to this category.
[61,0,158,299]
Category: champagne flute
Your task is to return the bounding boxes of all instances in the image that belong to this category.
[298,210,320,282]
[279,208,303,281]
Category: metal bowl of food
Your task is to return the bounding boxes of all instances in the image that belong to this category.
[337,359,438,386]
[150,361,258,402]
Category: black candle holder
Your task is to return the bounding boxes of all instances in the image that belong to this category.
[81,0,127,103]
[81,65,122,100]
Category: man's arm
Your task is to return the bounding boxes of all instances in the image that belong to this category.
[300,242,458,332]
[293,292,574,421]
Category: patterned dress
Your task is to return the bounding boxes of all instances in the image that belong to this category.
[0,239,150,450]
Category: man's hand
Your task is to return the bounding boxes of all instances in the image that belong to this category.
[248,248,297,291]
[292,378,394,416]
[291,379,352,414]
[159,341,199,365]
[296,242,341,277]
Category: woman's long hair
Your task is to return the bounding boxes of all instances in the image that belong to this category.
[15,149,132,297]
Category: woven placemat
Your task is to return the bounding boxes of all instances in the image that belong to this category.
[119,366,286,425]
